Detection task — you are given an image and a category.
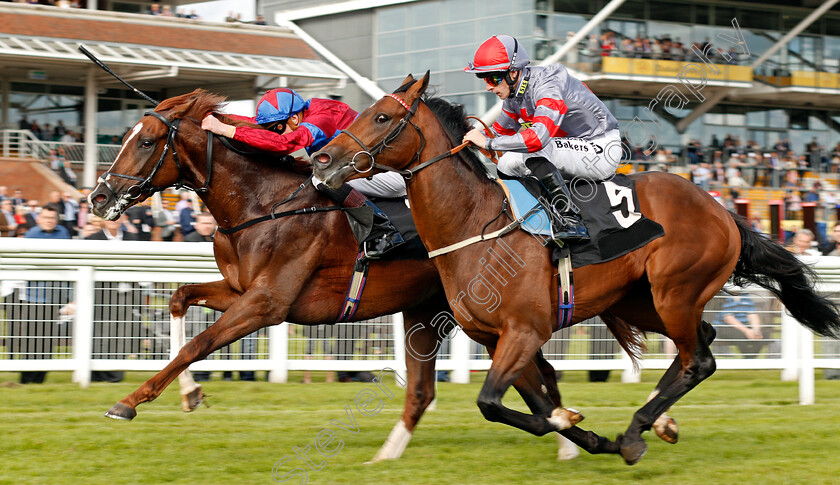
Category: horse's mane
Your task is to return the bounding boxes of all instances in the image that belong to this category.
[155,89,312,175]
[422,96,489,176]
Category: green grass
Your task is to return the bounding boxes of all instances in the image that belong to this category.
[1,370,840,485]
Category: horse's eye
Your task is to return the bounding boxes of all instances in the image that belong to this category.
[139,139,154,149]
[376,114,390,124]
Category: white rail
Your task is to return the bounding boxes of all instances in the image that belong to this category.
[0,239,838,404]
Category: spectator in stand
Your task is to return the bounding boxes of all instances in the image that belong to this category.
[26,200,40,222]
[29,121,43,140]
[254,14,267,25]
[691,162,712,191]
[181,212,217,382]
[712,289,767,358]
[148,3,161,15]
[822,222,840,256]
[85,215,138,242]
[12,189,27,207]
[179,205,195,238]
[60,130,76,145]
[125,201,156,241]
[711,160,726,185]
[161,5,175,17]
[0,199,17,236]
[14,205,71,384]
[787,229,820,256]
[184,212,216,242]
[784,189,802,220]
[84,217,141,382]
[60,191,79,236]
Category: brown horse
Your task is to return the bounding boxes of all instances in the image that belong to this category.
[87,89,585,463]
[87,89,453,463]
[312,73,840,465]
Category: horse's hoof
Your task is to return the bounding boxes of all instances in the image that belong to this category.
[618,434,648,466]
[548,407,584,431]
[104,402,137,421]
[181,385,205,412]
[653,415,678,444]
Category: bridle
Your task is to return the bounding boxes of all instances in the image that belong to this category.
[339,94,470,180]
[97,110,214,202]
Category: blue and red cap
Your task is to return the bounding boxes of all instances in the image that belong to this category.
[255,88,308,125]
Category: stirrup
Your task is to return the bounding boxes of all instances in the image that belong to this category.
[551,215,589,241]
[362,231,406,259]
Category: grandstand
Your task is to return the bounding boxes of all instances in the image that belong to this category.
[2,0,840,244]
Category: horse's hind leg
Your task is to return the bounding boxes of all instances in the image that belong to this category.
[618,318,716,465]
[517,352,620,459]
[475,326,582,436]
[168,280,240,412]
[599,310,681,444]
[368,298,446,463]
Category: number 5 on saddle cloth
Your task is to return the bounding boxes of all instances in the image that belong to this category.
[497,173,665,329]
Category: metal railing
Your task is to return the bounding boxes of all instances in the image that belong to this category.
[1,129,120,167]
[0,239,838,403]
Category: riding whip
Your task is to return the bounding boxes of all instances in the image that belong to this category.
[78,44,159,106]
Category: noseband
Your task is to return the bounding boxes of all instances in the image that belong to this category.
[340,94,469,179]
[97,110,214,202]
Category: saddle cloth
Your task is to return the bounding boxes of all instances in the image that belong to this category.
[497,174,664,268]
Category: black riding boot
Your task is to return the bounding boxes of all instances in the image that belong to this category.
[538,168,589,241]
[317,183,405,259]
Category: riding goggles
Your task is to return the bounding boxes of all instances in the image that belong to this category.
[482,73,506,87]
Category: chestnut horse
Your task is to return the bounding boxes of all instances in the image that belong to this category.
[86,89,583,463]
[312,73,840,465]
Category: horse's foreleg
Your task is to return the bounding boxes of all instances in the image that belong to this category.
[618,319,716,465]
[168,280,240,412]
[105,289,284,420]
[475,327,581,437]
[368,299,447,463]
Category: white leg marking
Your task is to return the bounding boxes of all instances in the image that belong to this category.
[547,407,580,431]
[171,313,199,396]
[557,434,580,460]
[367,420,412,464]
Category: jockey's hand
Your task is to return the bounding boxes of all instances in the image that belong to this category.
[201,114,236,138]
[463,128,487,149]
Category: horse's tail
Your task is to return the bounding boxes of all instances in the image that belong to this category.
[731,213,840,338]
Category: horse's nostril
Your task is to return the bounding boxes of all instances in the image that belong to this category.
[93,193,107,205]
[314,153,331,165]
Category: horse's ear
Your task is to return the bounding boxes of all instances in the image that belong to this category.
[405,70,430,103]
[394,74,415,93]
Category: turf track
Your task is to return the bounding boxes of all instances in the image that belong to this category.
[1,370,839,485]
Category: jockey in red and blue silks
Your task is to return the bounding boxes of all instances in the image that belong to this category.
[462,35,622,241]
[201,88,406,257]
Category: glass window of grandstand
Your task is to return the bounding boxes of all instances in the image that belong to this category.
[8,90,81,142]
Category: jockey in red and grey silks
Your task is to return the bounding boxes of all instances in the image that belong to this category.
[464,34,622,181]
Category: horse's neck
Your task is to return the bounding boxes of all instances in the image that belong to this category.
[191,149,316,229]
[406,138,501,251]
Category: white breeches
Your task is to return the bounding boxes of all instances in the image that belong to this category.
[497,129,622,181]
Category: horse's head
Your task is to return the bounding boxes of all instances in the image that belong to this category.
[312,72,431,189]
[89,89,225,220]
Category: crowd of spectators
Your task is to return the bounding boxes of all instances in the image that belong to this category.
[576,32,744,65]
[0,186,213,243]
